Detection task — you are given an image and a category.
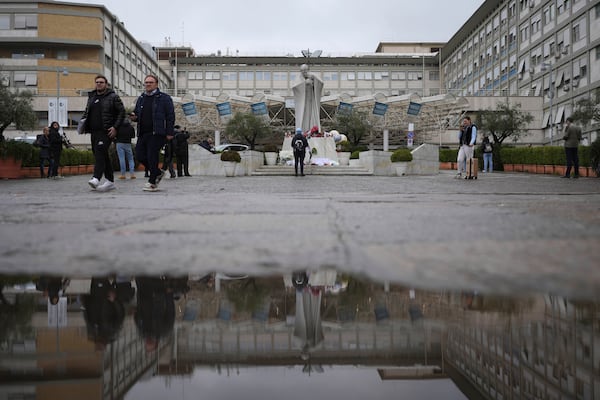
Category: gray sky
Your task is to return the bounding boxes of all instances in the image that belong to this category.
[70,0,484,56]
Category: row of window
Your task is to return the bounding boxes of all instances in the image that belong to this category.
[186,70,438,82]
[0,14,37,30]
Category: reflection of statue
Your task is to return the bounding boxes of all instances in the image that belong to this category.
[293,64,323,134]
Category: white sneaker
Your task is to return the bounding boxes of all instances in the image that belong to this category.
[143,182,158,192]
[88,177,100,189]
[97,181,116,192]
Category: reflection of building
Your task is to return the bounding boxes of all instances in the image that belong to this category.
[445,295,599,399]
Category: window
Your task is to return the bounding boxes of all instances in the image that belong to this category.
[273,72,287,81]
[13,72,37,87]
[357,71,372,80]
[596,3,600,18]
[429,71,439,81]
[255,71,271,81]
[596,45,600,61]
[543,5,555,24]
[0,14,9,29]
[205,71,220,80]
[558,0,569,15]
[14,14,37,29]
[407,72,422,80]
[56,50,68,60]
[520,24,529,41]
[188,71,202,80]
[341,72,355,80]
[12,50,44,59]
[391,71,405,80]
[222,72,237,81]
[322,72,338,81]
[572,24,580,41]
[238,71,253,81]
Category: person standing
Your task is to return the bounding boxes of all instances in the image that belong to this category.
[562,117,582,179]
[81,75,126,192]
[456,116,477,178]
[34,127,52,178]
[161,135,176,179]
[174,126,191,177]
[481,134,493,173]
[131,74,175,192]
[292,127,309,177]
[116,113,137,180]
[48,121,63,179]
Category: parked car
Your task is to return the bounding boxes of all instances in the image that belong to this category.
[214,144,249,152]
[13,136,37,144]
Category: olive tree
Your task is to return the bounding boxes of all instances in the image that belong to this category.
[0,84,37,142]
[477,101,533,146]
[225,112,272,150]
[332,110,370,149]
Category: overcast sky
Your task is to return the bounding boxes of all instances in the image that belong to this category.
[70,0,484,56]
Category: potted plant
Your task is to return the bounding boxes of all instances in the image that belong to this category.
[390,148,413,176]
[220,150,241,177]
[0,140,34,178]
[263,144,278,166]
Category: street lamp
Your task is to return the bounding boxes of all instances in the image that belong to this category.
[56,67,68,126]
[540,62,554,145]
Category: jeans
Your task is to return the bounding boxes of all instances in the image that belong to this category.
[116,142,135,174]
[39,157,52,178]
[483,153,493,172]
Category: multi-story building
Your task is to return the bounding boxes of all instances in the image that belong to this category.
[441,0,600,143]
[0,0,171,129]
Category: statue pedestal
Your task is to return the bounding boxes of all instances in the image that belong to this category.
[281,136,338,163]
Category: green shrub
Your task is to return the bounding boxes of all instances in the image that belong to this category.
[439,148,458,162]
[220,150,241,162]
[0,140,34,164]
[350,150,360,159]
[390,148,412,162]
[578,145,590,167]
[590,139,600,176]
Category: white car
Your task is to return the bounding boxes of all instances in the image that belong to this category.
[13,136,37,144]
[214,144,249,152]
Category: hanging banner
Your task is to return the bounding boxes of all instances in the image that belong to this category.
[216,102,232,117]
[337,102,353,115]
[182,101,199,123]
[373,102,388,116]
[251,102,267,115]
[407,102,422,116]
[48,98,69,127]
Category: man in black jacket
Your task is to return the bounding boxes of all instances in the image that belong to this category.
[292,128,310,176]
[174,126,191,177]
[81,75,126,192]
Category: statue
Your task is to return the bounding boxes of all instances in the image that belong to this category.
[293,64,323,134]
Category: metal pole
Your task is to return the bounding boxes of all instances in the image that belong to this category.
[549,64,553,146]
[422,55,425,96]
[56,68,60,124]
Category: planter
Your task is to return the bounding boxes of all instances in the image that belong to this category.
[22,167,40,178]
[503,164,514,172]
[264,152,278,166]
[553,165,566,176]
[349,159,361,167]
[223,161,237,177]
[0,157,23,179]
[439,162,453,170]
[393,162,409,176]
[543,165,555,175]
[535,165,545,174]
[337,152,351,166]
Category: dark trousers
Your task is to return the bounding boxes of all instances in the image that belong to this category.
[565,147,579,177]
[176,150,189,176]
[136,133,166,184]
[293,150,305,176]
[49,147,61,177]
[91,131,115,182]
[39,157,51,178]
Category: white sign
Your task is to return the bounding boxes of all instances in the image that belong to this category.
[48,98,69,127]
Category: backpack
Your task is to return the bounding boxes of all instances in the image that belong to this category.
[293,136,305,152]
[484,143,492,152]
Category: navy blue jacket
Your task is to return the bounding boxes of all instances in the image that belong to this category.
[134,89,175,137]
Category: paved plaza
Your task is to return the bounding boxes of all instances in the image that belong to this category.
[1,171,599,300]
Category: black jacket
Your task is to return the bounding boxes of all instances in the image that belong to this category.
[82,88,126,133]
[116,120,135,143]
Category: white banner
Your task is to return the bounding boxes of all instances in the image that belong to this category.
[48,98,68,127]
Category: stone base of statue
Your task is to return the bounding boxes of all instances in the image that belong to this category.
[280,136,339,165]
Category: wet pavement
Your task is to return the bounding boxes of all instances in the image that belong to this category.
[1,170,599,300]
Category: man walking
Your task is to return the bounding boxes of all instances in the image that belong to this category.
[81,75,126,192]
[174,126,191,177]
[131,74,175,192]
[562,117,582,179]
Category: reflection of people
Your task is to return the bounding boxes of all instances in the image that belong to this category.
[131,74,175,192]
[291,128,309,177]
[134,276,187,352]
[292,64,323,133]
[82,75,126,191]
[456,116,477,178]
[294,275,324,359]
[35,276,68,305]
[83,277,128,350]
[562,117,582,179]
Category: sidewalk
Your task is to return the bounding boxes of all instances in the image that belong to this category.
[1,171,599,299]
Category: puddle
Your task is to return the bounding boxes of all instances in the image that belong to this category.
[1,271,598,399]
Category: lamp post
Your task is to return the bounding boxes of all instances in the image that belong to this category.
[56,67,68,126]
[541,62,553,145]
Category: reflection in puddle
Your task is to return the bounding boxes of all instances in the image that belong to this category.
[1,272,598,399]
